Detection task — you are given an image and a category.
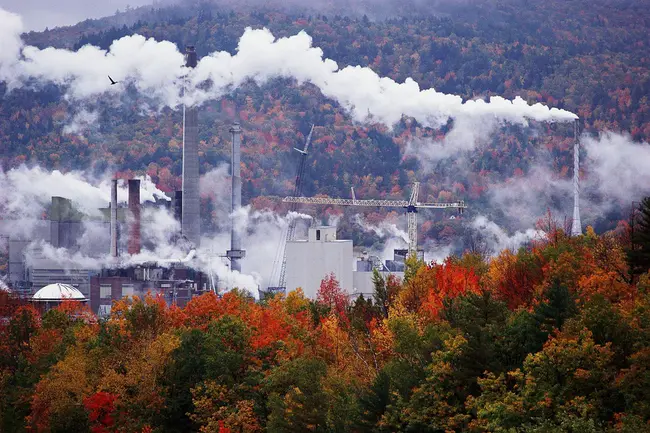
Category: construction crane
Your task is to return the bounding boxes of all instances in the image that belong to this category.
[269,125,315,292]
[283,181,467,257]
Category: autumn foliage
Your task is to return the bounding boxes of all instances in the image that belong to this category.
[1,225,649,432]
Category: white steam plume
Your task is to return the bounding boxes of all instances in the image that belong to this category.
[0,8,577,140]
[486,164,572,230]
[582,131,650,206]
[404,115,499,166]
[471,215,544,254]
[18,204,295,294]
[482,132,650,233]
[0,276,10,292]
[353,214,409,244]
[0,165,169,218]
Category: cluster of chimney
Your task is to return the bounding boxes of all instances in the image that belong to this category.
[109,178,141,258]
[107,45,245,272]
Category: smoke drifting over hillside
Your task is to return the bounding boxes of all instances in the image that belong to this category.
[583,131,650,206]
[0,7,576,145]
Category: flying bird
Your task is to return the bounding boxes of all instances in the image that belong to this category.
[108,75,118,85]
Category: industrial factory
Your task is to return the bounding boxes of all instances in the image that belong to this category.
[0,45,476,313]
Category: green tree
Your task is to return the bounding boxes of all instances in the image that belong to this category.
[356,371,391,432]
[627,197,650,278]
[263,357,328,433]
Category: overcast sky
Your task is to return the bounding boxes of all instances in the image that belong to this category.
[0,0,156,31]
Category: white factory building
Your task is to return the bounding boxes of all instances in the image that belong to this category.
[286,226,406,300]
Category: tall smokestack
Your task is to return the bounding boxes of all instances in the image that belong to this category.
[571,120,582,236]
[128,179,141,255]
[110,179,118,257]
[226,122,245,272]
[182,46,200,248]
[174,190,183,223]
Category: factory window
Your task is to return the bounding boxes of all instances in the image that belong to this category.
[316,230,321,240]
[100,285,112,299]
[122,285,134,297]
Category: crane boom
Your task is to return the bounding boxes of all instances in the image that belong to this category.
[282,196,465,209]
[282,182,467,256]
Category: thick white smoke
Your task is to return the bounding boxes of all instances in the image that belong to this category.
[0,7,576,140]
[1,162,319,294]
[0,276,10,292]
[582,131,650,206]
[403,115,499,167]
[352,214,409,244]
[471,215,544,254]
[0,165,169,218]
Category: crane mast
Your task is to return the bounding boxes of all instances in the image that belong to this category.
[283,181,467,257]
[269,125,315,292]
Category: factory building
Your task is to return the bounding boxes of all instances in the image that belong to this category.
[286,226,354,299]
[0,46,251,313]
[0,179,209,315]
[90,265,208,317]
[285,226,405,300]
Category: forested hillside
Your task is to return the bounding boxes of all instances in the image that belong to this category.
[2,220,650,431]
[2,0,648,237]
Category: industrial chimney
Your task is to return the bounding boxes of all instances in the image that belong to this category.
[571,120,582,236]
[110,179,118,257]
[226,122,245,272]
[182,46,200,248]
[174,190,183,223]
[128,179,141,255]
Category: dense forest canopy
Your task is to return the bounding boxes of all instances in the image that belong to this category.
[2,219,650,431]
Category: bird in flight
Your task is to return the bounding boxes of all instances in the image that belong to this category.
[108,75,119,85]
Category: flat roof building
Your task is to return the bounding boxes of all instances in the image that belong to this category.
[286,226,353,299]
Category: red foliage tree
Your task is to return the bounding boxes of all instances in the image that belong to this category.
[317,274,349,325]
[83,392,118,433]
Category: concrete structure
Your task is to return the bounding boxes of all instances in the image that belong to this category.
[50,196,84,249]
[26,246,96,298]
[352,251,405,298]
[128,179,141,254]
[181,46,200,248]
[110,179,118,257]
[286,226,353,299]
[31,282,87,312]
[173,190,183,223]
[571,120,582,236]
[385,249,424,272]
[90,265,208,316]
[226,122,246,272]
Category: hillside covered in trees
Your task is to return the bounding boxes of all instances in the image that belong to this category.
[1,0,649,244]
[2,215,650,431]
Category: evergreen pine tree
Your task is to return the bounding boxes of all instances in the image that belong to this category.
[627,197,650,278]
